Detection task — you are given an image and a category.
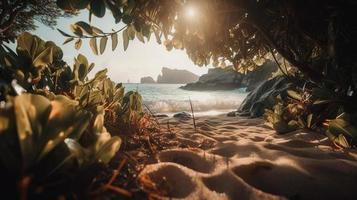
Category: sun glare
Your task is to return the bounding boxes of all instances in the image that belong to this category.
[185,6,197,19]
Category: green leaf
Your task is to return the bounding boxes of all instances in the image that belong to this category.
[154,28,161,44]
[70,24,83,37]
[100,37,108,54]
[75,21,93,35]
[95,136,121,164]
[89,38,98,55]
[63,37,74,45]
[307,114,313,128]
[127,26,136,40]
[74,38,82,50]
[57,0,90,10]
[32,47,53,68]
[92,26,104,35]
[326,131,351,148]
[329,117,357,139]
[287,90,302,101]
[111,33,118,51]
[136,31,145,43]
[90,0,106,18]
[64,138,86,166]
[13,94,52,168]
[123,29,129,51]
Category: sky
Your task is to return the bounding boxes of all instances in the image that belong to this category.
[33,11,209,83]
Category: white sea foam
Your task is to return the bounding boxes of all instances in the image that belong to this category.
[123,83,248,115]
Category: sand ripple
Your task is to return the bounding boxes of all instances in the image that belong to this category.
[139,116,357,200]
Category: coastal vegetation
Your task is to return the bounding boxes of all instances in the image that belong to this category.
[0,0,357,199]
[56,0,357,147]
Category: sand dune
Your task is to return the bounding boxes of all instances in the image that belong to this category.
[138,115,357,200]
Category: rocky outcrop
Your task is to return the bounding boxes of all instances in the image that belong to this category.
[173,112,192,120]
[140,76,156,84]
[242,61,279,91]
[237,76,292,117]
[180,61,278,91]
[157,67,199,84]
[180,67,243,90]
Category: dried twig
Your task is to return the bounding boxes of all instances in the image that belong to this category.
[189,98,197,131]
[106,185,132,197]
[91,157,132,197]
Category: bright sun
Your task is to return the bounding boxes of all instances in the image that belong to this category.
[185,6,197,19]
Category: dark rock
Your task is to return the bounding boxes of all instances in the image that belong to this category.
[173,112,192,119]
[227,111,238,117]
[180,61,278,91]
[237,76,292,117]
[242,60,278,92]
[157,67,199,84]
[154,114,169,118]
[140,76,156,84]
[181,67,243,90]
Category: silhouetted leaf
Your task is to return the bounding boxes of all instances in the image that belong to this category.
[90,0,106,18]
[99,37,108,54]
[75,21,93,35]
[123,29,129,51]
[111,33,118,51]
[63,37,74,45]
[57,28,73,37]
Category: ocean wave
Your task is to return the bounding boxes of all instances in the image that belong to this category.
[143,99,243,114]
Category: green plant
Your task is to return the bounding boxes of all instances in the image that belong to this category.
[0,32,71,98]
[0,30,147,198]
[0,93,122,198]
[265,83,357,148]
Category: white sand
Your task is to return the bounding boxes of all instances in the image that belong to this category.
[138,115,357,200]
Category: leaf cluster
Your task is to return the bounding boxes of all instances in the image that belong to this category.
[0,32,144,197]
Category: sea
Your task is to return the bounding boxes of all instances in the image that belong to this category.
[123,83,248,116]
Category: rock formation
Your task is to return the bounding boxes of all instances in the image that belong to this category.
[237,76,292,117]
[157,67,199,84]
[181,60,278,91]
[140,76,156,84]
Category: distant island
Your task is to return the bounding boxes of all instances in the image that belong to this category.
[180,60,277,91]
[140,67,199,84]
[140,76,156,84]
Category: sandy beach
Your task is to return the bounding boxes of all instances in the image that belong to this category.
[137,115,357,200]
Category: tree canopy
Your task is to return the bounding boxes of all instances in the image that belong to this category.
[57,0,357,95]
[0,0,73,42]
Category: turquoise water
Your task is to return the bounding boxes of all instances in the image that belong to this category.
[123,83,248,115]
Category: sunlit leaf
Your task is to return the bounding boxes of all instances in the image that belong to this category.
[74,38,82,50]
[136,31,145,43]
[287,90,302,101]
[32,47,53,68]
[89,38,98,55]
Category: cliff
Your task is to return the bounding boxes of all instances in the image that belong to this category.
[140,76,156,83]
[180,60,278,90]
[156,67,199,84]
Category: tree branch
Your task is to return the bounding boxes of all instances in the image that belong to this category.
[0,0,27,33]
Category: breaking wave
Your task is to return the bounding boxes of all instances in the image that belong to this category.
[123,83,248,115]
